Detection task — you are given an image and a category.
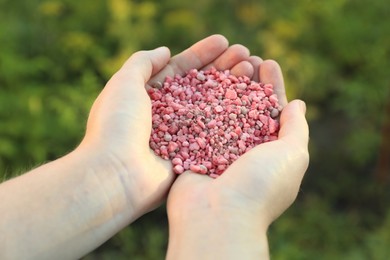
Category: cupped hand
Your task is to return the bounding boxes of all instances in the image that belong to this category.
[79,35,254,219]
[167,59,309,228]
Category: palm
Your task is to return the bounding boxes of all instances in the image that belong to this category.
[166,58,307,224]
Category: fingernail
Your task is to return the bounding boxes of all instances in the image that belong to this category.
[299,100,306,114]
[154,46,168,52]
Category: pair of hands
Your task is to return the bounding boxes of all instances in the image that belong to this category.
[0,35,308,260]
[80,34,309,254]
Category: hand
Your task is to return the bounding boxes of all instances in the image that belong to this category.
[80,34,255,219]
[0,35,260,260]
[166,59,309,259]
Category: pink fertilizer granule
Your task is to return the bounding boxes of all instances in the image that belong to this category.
[148,67,281,178]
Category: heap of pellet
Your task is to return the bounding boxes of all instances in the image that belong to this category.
[148,67,281,178]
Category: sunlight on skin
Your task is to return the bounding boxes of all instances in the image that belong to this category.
[148,35,254,88]
[165,46,309,259]
[0,34,269,259]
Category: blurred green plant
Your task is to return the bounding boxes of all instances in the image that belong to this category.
[1,0,389,258]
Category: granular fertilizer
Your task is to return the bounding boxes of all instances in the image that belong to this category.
[148,67,281,178]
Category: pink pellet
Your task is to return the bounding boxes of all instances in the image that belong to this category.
[172,157,183,165]
[199,165,208,174]
[190,164,201,173]
[270,108,279,118]
[225,89,238,100]
[259,114,269,125]
[248,110,258,119]
[214,105,224,113]
[168,141,179,153]
[207,119,217,128]
[216,155,229,165]
[269,118,279,134]
[264,84,273,96]
[158,124,169,132]
[189,142,200,151]
[173,165,184,174]
[181,151,190,160]
[196,137,206,149]
[164,133,172,142]
[236,83,247,90]
[148,67,281,178]
[203,161,213,169]
[209,173,220,179]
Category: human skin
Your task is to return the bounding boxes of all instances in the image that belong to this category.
[166,59,309,259]
[0,35,255,259]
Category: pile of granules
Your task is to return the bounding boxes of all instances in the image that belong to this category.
[148,67,281,178]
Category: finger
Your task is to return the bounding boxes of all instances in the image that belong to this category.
[113,46,171,87]
[89,47,171,151]
[275,99,310,187]
[149,34,229,85]
[247,56,263,82]
[102,46,171,108]
[203,44,251,71]
[230,60,254,78]
[278,100,309,152]
[259,60,288,107]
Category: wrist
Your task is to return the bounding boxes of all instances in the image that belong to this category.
[71,144,141,223]
[75,140,174,222]
[166,197,270,260]
[0,143,150,259]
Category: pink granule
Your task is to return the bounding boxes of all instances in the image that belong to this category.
[148,67,281,178]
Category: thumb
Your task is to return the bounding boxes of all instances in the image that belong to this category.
[116,46,171,87]
[278,99,309,152]
[86,47,171,143]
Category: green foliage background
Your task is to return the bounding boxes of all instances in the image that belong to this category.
[1,0,389,258]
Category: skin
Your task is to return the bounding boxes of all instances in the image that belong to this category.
[166,52,309,259]
[0,35,259,259]
[0,34,309,259]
